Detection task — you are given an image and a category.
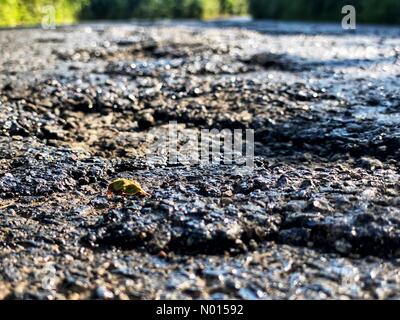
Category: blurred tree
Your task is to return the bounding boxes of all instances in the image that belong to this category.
[220,0,248,16]
[80,0,141,20]
[81,0,247,20]
[1,0,398,27]
[249,0,400,24]
[360,0,400,24]
[0,0,88,26]
[0,0,19,26]
[200,0,220,19]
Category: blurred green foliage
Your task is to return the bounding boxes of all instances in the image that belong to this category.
[79,0,140,20]
[249,0,400,24]
[80,0,248,20]
[0,0,398,27]
[0,0,87,26]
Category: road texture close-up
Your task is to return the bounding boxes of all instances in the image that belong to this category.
[0,21,399,299]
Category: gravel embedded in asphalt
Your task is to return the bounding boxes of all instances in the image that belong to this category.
[0,21,399,299]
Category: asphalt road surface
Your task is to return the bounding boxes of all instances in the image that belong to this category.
[0,21,399,299]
